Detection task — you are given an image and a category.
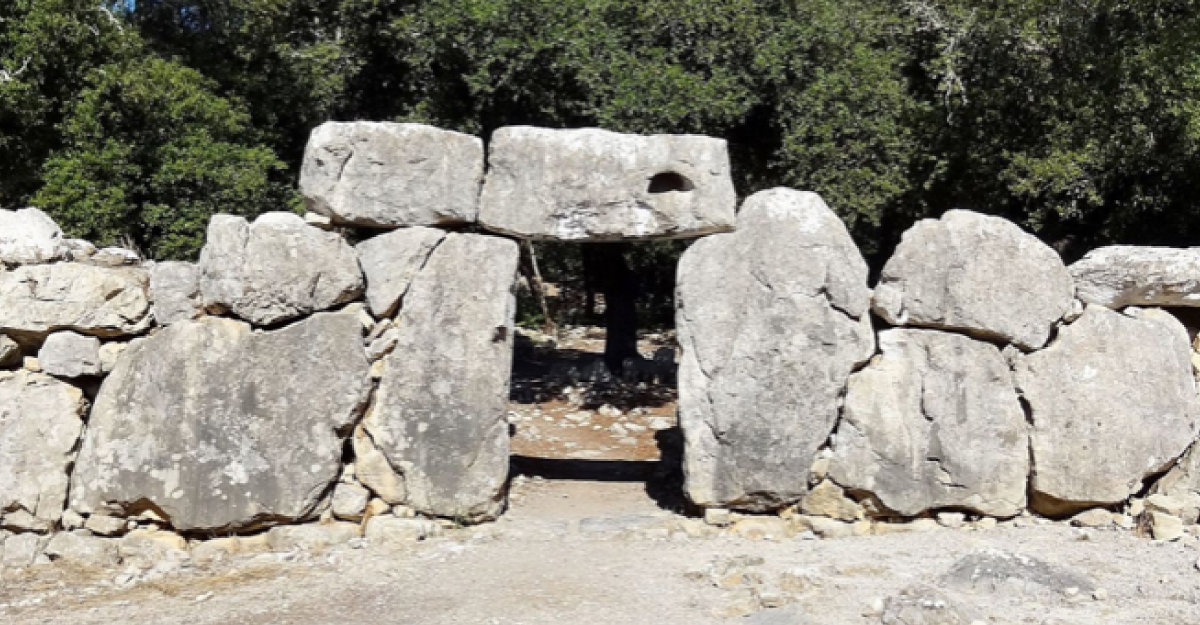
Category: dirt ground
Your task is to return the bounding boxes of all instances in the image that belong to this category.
[4,329,1200,624]
[4,477,1200,625]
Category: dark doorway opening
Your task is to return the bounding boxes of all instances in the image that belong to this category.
[507,241,691,515]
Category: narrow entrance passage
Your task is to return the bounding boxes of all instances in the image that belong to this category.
[505,242,691,518]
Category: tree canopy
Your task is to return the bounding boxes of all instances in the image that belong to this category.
[3,0,1200,274]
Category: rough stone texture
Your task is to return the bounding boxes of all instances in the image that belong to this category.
[1015,306,1199,510]
[199,212,363,326]
[43,531,120,567]
[150,261,203,325]
[942,548,1095,595]
[1150,444,1200,525]
[69,312,371,532]
[301,122,484,228]
[0,335,19,368]
[881,586,979,625]
[38,331,102,378]
[355,227,446,317]
[873,210,1074,350]
[331,483,370,521]
[676,189,875,510]
[0,263,151,341]
[829,329,1029,518]
[352,426,407,505]
[0,207,68,265]
[363,233,519,522]
[1069,245,1200,309]
[479,126,737,241]
[0,370,87,530]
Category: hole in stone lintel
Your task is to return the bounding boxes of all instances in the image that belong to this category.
[647,172,695,194]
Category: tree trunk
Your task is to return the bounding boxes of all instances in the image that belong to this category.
[583,243,639,374]
[519,240,557,335]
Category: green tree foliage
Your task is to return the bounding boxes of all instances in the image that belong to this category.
[0,0,137,203]
[4,0,1200,276]
[34,57,292,259]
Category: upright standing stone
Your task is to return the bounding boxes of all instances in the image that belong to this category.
[0,207,68,265]
[69,312,371,531]
[301,122,484,228]
[355,227,447,318]
[1069,246,1200,309]
[363,233,519,522]
[1015,306,1199,511]
[0,371,87,530]
[198,212,363,326]
[149,261,203,325]
[479,126,737,241]
[0,263,151,341]
[873,210,1074,350]
[676,189,875,510]
[830,329,1029,517]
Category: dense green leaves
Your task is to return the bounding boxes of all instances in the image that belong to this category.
[3,0,1200,267]
[35,58,291,259]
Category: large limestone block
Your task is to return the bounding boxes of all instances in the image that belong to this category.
[149,261,203,325]
[1070,246,1200,309]
[38,331,102,378]
[1015,306,1199,510]
[363,233,519,521]
[355,227,447,318]
[301,122,484,227]
[0,207,68,265]
[69,313,371,531]
[478,126,737,241]
[676,189,875,510]
[0,263,151,341]
[829,329,1029,517]
[0,371,87,530]
[873,210,1074,350]
[198,212,363,326]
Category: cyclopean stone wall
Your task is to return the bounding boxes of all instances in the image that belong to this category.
[4,120,1200,565]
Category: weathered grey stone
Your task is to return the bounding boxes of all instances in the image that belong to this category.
[942,548,1095,595]
[331,483,370,521]
[69,312,371,531]
[98,342,127,374]
[0,263,151,340]
[266,522,359,552]
[881,586,979,625]
[38,331,102,378]
[1,532,47,566]
[0,371,87,530]
[149,261,203,325]
[198,212,363,326]
[829,329,1029,518]
[364,516,441,545]
[355,227,446,317]
[43,531,120,567]
[352,426,407,505]
[118,529,188,565]
[301,122,484,228]
[1070,246,1200,309]
[0,334,19,368]
[89,247,140,267]
[873,210,1074,350]
[0,207,68,265]
[676,189,874,510]
[1015,306,1199,510]
[1150,444,1200,525]
[479,126,737,241]
[363,233,518,522]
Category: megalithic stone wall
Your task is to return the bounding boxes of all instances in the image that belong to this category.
[4,121,1200,565]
